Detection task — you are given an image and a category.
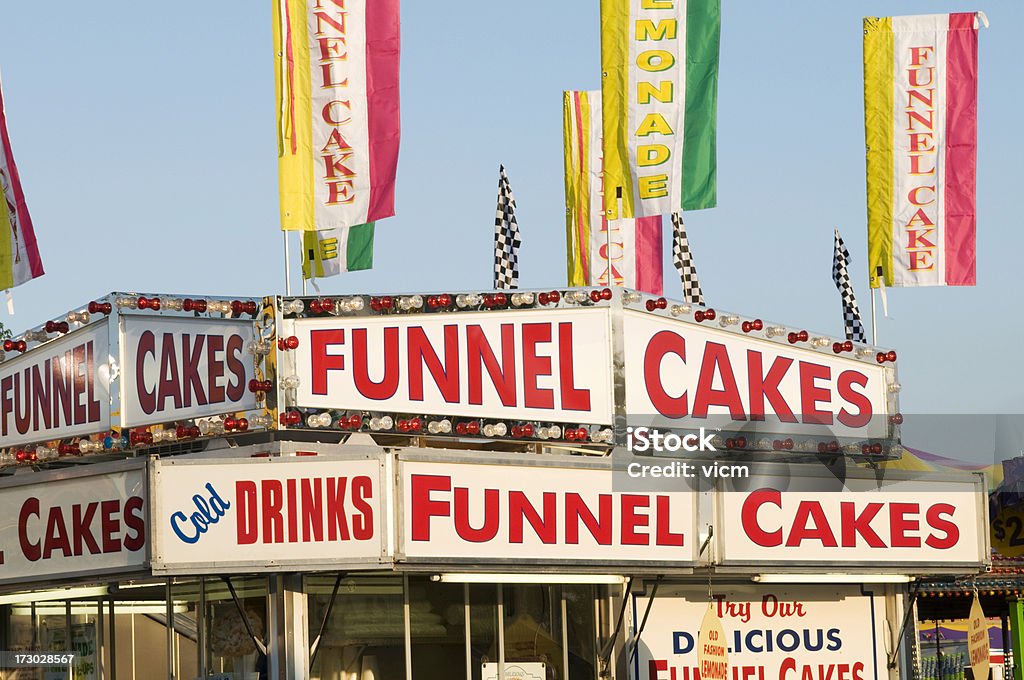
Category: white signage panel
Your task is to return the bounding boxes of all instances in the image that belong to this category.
[121,316,257,427]
[291,309,614,424]
[0,323,110,448]
[632,585,889,680]
[624,311,892,440]
[399,460,698,564]
[718,474,987,567]
[152,458,383,572]
[0,464,147,584]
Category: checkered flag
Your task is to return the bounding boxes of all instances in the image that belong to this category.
[833,229,867,343]
[494,165,521,290]
[671,212,704,305]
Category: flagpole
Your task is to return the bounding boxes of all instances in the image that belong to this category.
[283,231,292,296]
[870,288,877,346]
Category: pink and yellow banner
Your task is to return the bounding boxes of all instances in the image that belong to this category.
[0,75,44,291]
[865,12,985,288]
[563,90,663,294]
[274,0,400,233]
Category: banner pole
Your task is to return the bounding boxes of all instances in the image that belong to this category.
[283,231,292,296]
[871,287,877,346]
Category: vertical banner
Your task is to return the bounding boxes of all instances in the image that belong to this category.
[600,0,720,220]
[563,90,663,294]
[301,224,375,279]
[274,0,400,245]
[0,74,44,291]
[865,13,984,288]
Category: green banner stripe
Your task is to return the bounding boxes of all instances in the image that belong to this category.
[346,222,375,271]
[682,0,720,211]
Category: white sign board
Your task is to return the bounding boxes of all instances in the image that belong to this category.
[624,311,892,440]
[632,586,889,680]
[152,457,384,572]
[290,309,614,424]
[398,460,698,564]
[0,323,110,448]
[121,315,257,427]
[717,473,987,567]
[0,464,146,584]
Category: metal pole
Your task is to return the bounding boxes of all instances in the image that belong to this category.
[197,577,207,679]
[403,574,412,680]
[561,590,569,680]
[66,600,72,680]
[283,231,292,296]
[464,584,472,680]
[166,580,175,680]
[497,583,505,680]
[871,288,878,346]
[108,598,117,680]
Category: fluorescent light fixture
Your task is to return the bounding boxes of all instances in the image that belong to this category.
[12,601,189,616]
[431,573,626,585]
[0,586,109,605]
[753,574,912,584]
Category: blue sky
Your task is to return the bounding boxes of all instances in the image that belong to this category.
[0,2,1020,450]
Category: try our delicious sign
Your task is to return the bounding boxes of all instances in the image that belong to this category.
[289,309,615,424]
[0,322,111,449]
[397,459,699,564]
[151,457,384,573]
[120,315,257,427]
[0,462,147,584]
[632,585,888,680]
[717,471,987,567]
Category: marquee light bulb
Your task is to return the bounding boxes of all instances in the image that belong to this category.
[162,298,184,311]
[482,422,507,438]
[670,304,690,317]
[281,375,301,390]
[183,298,208,313]
[88,301,113,315]
[719,315,739,327]
[511,292,535,307]
[428,419,452,435]
[67,310,90,325]
[283,299,305,315]
[306,412,332,428]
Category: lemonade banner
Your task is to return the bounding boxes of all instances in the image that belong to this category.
[600,0,720,219]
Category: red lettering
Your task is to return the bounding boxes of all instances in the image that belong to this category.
[123,496,146,551]
[454,487,499,542]
[692,343,746,419]
[408,326,460,402]
[181,334,207,407]
[351,476,374,540]
[558,323,590,411]
[236,481,258,545]
[225,334,246,403]
[262,479,285,544]
[410,474,451,541]
[799,362,832,425]
[311,329,345,395]
[837,371,873,428]
[643,331,687,417]
[742,490,782,547]
[655,496,684,546]
[840,502,885,548]
[925,503,959,549]
[100,499,121,553]
[621,495,650,545]
[207,335,226,404]
[564,494,612,545]
[353,328,399,399]
[785,502,838,547]
[326,477,351,541]
[301,479,324,542]
[18,497,41,562]
[509,492,557,544]
[747,352,796,422]
[889,503,921,548]
[467,325,517,407]
[522,323,554,409]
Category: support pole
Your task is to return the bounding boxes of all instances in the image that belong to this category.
[1010,599,1024,680]
[283,231,292,296]
[871,288,878,346]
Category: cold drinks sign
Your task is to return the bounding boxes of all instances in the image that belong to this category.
[151,457,384,572]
